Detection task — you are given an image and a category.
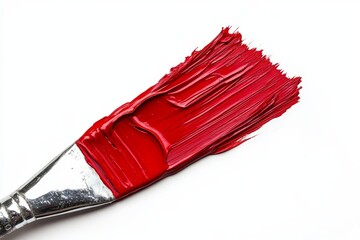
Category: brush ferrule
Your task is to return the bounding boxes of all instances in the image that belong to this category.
[0,193,35,236]
[0,144,115,238]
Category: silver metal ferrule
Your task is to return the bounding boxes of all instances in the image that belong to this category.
[0,144,115,238]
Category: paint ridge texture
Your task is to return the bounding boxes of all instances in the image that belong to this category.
[76,28,301,198]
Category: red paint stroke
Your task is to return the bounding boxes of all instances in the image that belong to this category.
[77,28,301,199]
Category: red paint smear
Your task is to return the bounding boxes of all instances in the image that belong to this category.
[76,28,301,199]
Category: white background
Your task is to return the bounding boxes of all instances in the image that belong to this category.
[1,1,360,239]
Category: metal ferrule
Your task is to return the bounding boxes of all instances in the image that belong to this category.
[0,144,115,238]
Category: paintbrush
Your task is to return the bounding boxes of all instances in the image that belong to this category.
[0,27,301,238]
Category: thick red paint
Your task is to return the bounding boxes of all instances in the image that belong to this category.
[76,28,301,199]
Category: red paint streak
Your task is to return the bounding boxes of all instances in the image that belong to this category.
[76,28,301,199]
